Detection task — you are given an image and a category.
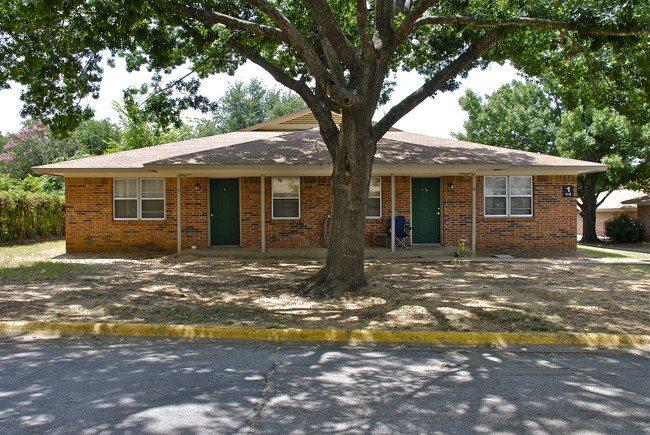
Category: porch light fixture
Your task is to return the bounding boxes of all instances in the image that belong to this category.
[195,183,200,190]
[449,182,454,189]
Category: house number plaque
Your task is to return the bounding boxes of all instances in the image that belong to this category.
[562,185,575,197]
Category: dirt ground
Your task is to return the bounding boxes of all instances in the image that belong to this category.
[1,247,648,334]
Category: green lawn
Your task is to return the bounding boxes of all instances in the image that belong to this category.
[0,240,70,280]
[577,244,650,260]
[0,240,66,268]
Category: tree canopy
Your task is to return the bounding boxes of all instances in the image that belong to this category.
[1,1,648,296]
[75,119,122,156]
[0,120,82,179]
[1,1,647,134]
[455,79,650,242]
[454,80,560,155]
[212,78,306,133]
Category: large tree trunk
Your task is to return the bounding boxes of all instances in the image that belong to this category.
[579,174,600,244]
[305,110,376,299]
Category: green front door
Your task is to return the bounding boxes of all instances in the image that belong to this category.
[412,178,441,244]
[210,178,240,246]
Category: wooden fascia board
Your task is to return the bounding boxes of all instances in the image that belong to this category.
[40,161,606,179]
[237,108,313,131]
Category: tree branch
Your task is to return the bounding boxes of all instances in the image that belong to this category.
[241,0,361,109]
[374,30,502,138]
[226,40,317,110]
[302,2,349,91]
[318,31,347,89]
[227,39,339,154]
[595,188,613,208]
[167,2,287,42]
[304,0,357,68]
[356,0,375,57]
[414,15,650,36]
[373,0,437,91]
[393,0,437,43]
[374,0,395,44]
[244,0,331,85]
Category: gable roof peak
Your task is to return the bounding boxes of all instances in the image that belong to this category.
[239,108,342,131]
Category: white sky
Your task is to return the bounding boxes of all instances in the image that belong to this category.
[0,59,521,138]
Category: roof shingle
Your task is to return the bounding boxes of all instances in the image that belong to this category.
[34,128,605,174]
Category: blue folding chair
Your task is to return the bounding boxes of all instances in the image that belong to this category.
[388,216,412,249]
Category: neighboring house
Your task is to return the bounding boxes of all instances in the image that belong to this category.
[577,189,645,238]
[33,109,606,254]
[622,195,650,242]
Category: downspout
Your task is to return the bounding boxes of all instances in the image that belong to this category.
[261,175,266,253]
[472,173,476,252]
[177,173,182,254]
[391,174,395,252]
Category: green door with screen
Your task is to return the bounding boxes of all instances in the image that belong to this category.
[412,178,441,243]
[210,178,240,245]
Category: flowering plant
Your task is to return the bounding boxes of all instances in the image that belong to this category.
[455,239,467,257]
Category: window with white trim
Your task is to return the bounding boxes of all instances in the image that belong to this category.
[114,178,166,220]
[272,177,300,219]
[484,176,532,217]
[366,176,381,218]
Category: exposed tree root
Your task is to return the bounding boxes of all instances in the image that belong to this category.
[302,266,329,284]
[302,266,365,299]
[303,278,350,299]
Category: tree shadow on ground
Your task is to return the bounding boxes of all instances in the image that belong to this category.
[1,257,648,334]
[0,340,647,434]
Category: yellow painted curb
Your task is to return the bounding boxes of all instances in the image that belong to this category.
[0,321,648,347]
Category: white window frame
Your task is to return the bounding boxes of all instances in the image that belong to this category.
[509,176,533,217]
[484,176,533,217]
[113,178,166,221]
[366,176,382,219]
[271,177,300,220]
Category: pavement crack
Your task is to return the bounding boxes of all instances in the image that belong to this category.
[248,346,281,434]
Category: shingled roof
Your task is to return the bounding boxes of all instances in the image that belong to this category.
[33,110,606,177]
[622,194,650,205]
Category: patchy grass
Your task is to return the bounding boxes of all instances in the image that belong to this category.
[0,241,94,282]
[0,240,65,268]
[577,244,650,259]
[0,246,647,334]
[0,261,89,281]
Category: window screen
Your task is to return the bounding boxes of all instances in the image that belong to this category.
[114,178,165,220]
[272,178,300,219]
[484,176,532,217]
[367,177,381,218]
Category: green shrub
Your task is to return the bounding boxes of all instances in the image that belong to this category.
[604,214,643,243]
[0,174,21,191]
[0,191,65,243]
[0,174,64,194]
[20,174,64,194]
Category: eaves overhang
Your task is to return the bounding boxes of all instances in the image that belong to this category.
[34,161,607,179]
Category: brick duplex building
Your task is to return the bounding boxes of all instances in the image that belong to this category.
[34,109,606,254]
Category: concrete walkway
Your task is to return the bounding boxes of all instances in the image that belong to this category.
[179,245,650,264]
[181,245,458,260]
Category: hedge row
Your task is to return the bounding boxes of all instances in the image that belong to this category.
[0,191,65,242]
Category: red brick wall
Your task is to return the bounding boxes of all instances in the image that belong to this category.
[239,176,411,249]
[67,174,578,252]
[240,176,332,248]
[365,176,411,246]
[181,177,209,249]
[65,177,207,253]
[443,175,577,250]
[442,175,473,246]
[263,176,332,248]
[240,177,262,248]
